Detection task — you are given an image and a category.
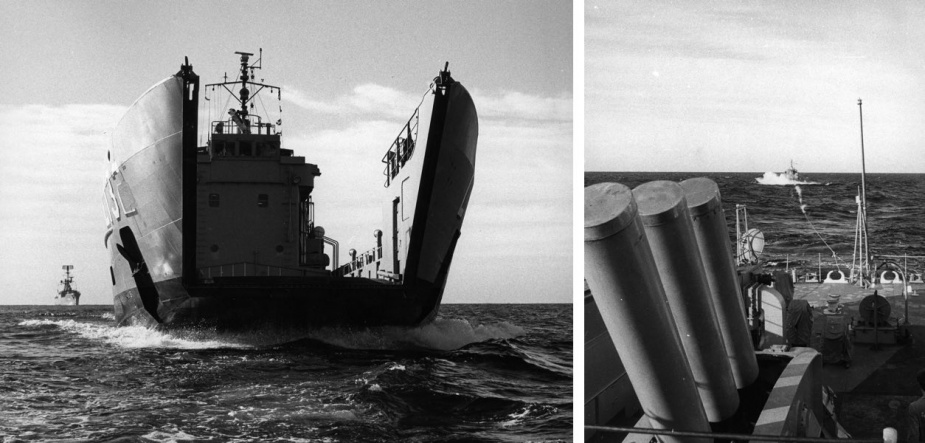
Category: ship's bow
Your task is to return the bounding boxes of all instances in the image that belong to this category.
[404,78,478,322]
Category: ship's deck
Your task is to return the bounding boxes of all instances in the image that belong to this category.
[794,282,925,438]
[585,281,925,441]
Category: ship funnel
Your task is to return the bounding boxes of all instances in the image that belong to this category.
[584,183,711,441]
[681,177,759,388]
[633,180,739,422]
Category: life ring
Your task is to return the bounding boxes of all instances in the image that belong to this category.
[909,273,924,284]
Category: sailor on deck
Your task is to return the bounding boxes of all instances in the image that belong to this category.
[907,369,925,442]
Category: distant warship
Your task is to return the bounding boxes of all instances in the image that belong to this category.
[55,265,80,306]
[780,159,801,181]
[755,160,819,185]
[103,51,478,329]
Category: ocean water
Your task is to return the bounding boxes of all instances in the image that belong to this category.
[0,304,571,442]
[586,172,925,274]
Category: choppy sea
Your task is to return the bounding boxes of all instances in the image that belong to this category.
[0,304,571,442]
[586,171,925,274]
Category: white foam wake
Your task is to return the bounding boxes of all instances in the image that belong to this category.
[140,429,199,443]
[755,172,820,185]
[795,185,807,212]
[18,316,525,351]
[308,317,525,351]
[18,319,250,350]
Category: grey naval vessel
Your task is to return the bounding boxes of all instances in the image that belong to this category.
[55,265,80,306]
[103,51,477,329]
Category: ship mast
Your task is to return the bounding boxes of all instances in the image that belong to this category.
[207,49,279,137]
[235,51,253,120]
[61,265,74,292]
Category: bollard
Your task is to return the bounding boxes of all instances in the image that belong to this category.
[584,183,711,442]
[681,177,760,389]
[633,180,739,422]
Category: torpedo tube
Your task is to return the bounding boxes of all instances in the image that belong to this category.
[681,177,759,389]
[633,180,739,422]
[584,183,711,442]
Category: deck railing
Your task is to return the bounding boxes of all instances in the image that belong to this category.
[381,109,420,187]
[210,116,276,136]
[762,254,925,284]
[198,262,309,278]
[333,246,384,278]
[585,424,887,443]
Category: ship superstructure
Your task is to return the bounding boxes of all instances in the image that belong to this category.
[103,51,477,329]
[55,265,80,306]
[783,159,800,181]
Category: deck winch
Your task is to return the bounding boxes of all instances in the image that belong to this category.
[853,290,909,347]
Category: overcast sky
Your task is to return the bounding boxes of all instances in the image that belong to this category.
[586,1,925,173]
[0,1,572,305]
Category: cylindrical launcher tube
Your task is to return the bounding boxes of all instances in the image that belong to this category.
[681,177,759,388]
[633,180,739,422]
[584,183,711,441]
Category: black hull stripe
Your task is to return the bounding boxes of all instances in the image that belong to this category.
[402,83,450,285]
[180,65,199,286]
[113,277,444,329]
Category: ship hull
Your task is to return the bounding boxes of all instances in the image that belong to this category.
[404,81,477,323]
[54,293,80,306]
[105,64,476,330]
[113,276,443,329]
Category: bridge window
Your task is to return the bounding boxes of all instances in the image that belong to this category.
[239,141,253,156]
[258,142,275,157]
[213,140,228,156]
[257,194,268,208]
[209,193,220,207]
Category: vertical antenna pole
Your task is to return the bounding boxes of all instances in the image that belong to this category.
[858,99,870,280]
[853,188,861,285]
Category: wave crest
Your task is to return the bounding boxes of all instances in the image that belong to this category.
[18,316,525,352]
[18,319,249,350]
[308,317,525,351]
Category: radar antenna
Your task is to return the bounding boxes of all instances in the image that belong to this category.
[205,50,280,138]
[233,51,254,120]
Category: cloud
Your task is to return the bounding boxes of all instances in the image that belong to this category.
[0,104,124,222]
[283,84,426,120]
[472,90,572,122]
[285,83,573,123]
[585,2,925,173]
